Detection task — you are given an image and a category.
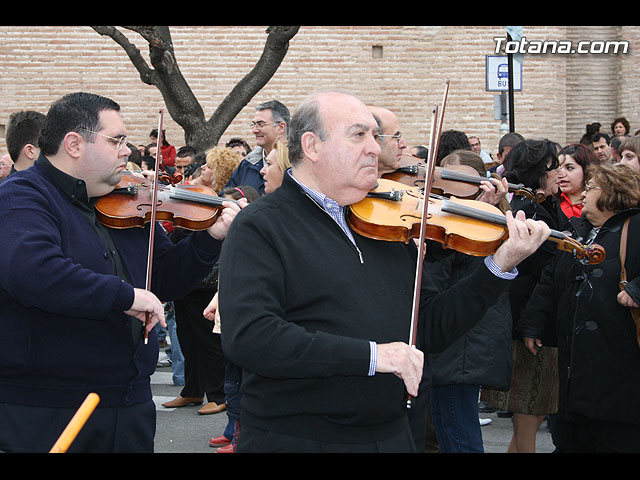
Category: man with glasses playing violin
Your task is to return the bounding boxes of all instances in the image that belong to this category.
[0,92,243,453]
[223,100,290,196]
[369,106,408,177]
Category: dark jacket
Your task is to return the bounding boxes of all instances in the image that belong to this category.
[0,156,222,409]
[218,172,514,444]
[508,194,561,344]
[517,209,640,449]
[223,146,265,195]
[426,246,512,390]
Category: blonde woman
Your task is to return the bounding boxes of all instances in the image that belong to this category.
[193,146,241,195]
[259,140,291,194]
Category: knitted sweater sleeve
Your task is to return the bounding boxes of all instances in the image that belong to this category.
[0,181,133,320]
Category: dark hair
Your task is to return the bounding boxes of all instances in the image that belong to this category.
[503,139,559,190]
[177,145,197,158]
[498,132,525,154]
[141,155,155,170]
[150,128,170,146]
[126,142,142,167]
[437,130,470,165]
[591,132,610,145]
[558,143,597,174]
[580,122,601,144]
[38,92,121,156]
[5,110,46,161]
[411,145,428,160]
[611,117,630,136]
[225,137,251,156]
[257,100,290,127]
[183,152,206,178]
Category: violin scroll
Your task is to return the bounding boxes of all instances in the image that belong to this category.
[553,234,606,265]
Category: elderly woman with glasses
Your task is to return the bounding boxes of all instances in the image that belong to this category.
[520,162,640,452]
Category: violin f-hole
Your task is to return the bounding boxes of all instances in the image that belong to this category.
[137,200,163,211]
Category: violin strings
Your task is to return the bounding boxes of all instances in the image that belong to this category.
[169,187,239,207]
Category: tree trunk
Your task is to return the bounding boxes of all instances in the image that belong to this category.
[91,26,299,152]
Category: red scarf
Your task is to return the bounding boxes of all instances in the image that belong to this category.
[560,191,582,218]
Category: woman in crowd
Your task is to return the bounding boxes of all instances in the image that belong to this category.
[259,139,291,194]
[520,162,640,452]
[191,146,241,194]
[618,135,640,173]
[556,143,597,227]
[611,116,631,138]
[150,128,177,168]
[485,139,561,453]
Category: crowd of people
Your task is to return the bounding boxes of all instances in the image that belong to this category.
[0,90,639,454]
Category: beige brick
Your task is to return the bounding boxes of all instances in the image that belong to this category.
[0,26,637,159]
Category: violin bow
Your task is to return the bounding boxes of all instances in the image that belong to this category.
[407,80,449,408]
[143,108,164,344]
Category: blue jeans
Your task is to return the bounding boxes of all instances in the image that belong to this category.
[430,384,484,453]
[222,356,242,441]
[165,303,185,386]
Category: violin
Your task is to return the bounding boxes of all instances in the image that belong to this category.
[95,173,238,231]
[383,155,544,203]
[348,178,606,264]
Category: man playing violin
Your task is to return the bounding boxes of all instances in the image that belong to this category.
[0,92,242,453]
[369,106,408,176]
[217,89,551,453]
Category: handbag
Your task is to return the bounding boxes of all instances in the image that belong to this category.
[619,216,640,348]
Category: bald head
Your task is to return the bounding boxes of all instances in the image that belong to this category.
[368,106,407,176]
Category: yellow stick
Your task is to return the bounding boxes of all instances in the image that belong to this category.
[49,393,100,453]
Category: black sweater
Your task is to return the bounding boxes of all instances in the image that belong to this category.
[218,173,514,443]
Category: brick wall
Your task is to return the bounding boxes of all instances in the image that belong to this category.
[1,25,637,160]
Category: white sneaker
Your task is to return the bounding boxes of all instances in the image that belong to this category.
[479,418,492,426]
[157,352,172,367]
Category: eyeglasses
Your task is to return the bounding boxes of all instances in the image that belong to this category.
[584,184,602,192]
[250,121,280,129]
[376,132,403,144]
[78,128,128,151]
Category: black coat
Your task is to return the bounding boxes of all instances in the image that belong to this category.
[518,209,640,443]
[426,244,512,390]
[508,195,561,343]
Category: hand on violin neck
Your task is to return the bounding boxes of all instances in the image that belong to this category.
[492,210,551,273]
[206,198,246,240]
[476,177,508,207]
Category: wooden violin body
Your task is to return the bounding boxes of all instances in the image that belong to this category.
[383,157,543,203]
[95,173,230,231]
[349,179,508,256]
[348,178,606,264]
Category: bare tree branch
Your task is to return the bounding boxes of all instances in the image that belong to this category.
[91,26,299,152]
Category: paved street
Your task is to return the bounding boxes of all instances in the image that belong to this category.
[151,346,555,454]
